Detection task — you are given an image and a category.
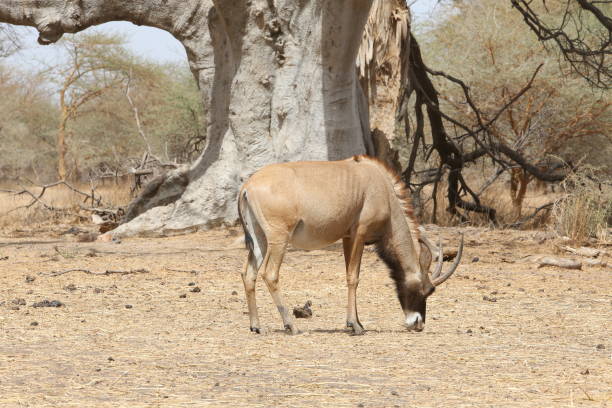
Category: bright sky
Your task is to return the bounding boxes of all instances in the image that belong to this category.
[11,0,440,67]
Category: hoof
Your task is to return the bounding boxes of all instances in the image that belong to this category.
[250,327,261,334]
[347,321,365,335]
[284,324,300,335]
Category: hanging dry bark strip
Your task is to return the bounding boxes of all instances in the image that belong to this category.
[41,268,149,277]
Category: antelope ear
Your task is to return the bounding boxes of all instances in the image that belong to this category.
[419,240,432,272]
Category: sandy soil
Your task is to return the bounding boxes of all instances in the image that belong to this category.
[0,226,610,407]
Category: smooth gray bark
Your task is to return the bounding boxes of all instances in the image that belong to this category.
[1,0,374,236]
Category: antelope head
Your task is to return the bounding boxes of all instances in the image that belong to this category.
[402,233,464,332]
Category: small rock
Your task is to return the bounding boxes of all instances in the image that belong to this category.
[580,369,590,375]
[188,282,196,286]
[30,321,38,326]
[95,368,101,372]
[179,294,187,299]
[231,290,238,296]
[472,256,479,262]
[10,306,20,311]
[190,287,201,293]
[214,382,220,387]
[32,300,64,308]
[483,295,497,302]
[125,304,133,309]
[466,329,473,334]
[108,357,115,362]
[12,298,26,306]
[25,275,35,283]
[596,344,605,350]
[93,288,104,294]
[64,284,77,291]
[390,390,399,396]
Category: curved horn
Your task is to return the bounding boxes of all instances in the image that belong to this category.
[431,238,443,280]
[432,234,464,287]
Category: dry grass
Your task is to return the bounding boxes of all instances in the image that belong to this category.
[0,226,610,407]
[551,169,612,244]
[0,181,132,233]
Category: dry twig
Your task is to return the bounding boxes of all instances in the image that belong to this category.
[41,268,149,277]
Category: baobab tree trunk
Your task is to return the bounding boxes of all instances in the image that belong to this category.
[0,0,376,236]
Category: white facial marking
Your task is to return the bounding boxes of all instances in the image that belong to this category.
[405,311,423,328]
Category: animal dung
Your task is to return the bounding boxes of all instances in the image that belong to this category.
[32,300,64,308]
[293,300,313,318]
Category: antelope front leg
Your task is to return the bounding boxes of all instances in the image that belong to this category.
[262,243,299,335]
[241,251,261,333]
[343,236,365,335]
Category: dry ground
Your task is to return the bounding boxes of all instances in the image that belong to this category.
[0,226,610,407]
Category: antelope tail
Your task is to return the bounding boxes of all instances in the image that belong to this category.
[238,189,266,268]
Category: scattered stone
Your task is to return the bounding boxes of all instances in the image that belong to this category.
[179,294,187,299]
[95,368,101,372]
[30,321,38,327]
[25,275,35,283]
[12,298,26,306]
[293,300,313,318]
[26,289,33,295]
[472,256,479,263]
[0,256,8,261]
[580,369,590,375]
[596,344,605,350]
[188,282,196,286]
[93,288,104,294]
[231,290,238,296]
[483,295,497,303]
[32,300,64,308]
[64,284,77,291]
[85,249,98,257]
[214,382,220,387]
[10,306,20,311]
[125,304,133,309]
[190,287,201,293]
[390,390,399,396]
[466,329,473,334]
[108,357,114,362]
[490,291,498,295]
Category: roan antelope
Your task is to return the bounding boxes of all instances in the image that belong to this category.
[238,155,463,335]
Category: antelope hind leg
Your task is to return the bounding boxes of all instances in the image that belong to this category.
[262,243,299,335]
[241,251,261,333]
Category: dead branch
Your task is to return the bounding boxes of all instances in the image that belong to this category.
[511,0,611,89]
[505,202,555,228]
[41,268,149,277]
[536,256,582,270]
[1,180,102,216]
[559,245,601,258]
